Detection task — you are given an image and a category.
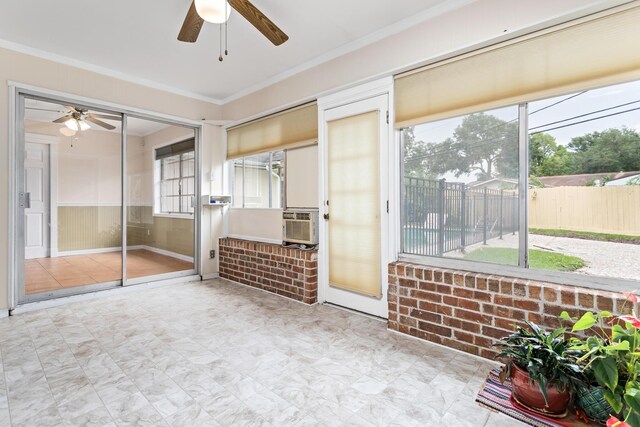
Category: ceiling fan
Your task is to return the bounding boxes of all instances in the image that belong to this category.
[50,106,120,131]
[178,0,288,46]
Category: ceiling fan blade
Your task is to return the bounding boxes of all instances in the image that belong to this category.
[229,0,289,46]
[91,113,122,121]
[86,116,116,130]
[178,1,204,42]
[52,115,72,123]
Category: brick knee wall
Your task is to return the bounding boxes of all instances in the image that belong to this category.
[388,262,632,360]
[219,238,318,304]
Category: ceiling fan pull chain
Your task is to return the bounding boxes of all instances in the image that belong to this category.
[224,0,228,56]
[219,23,223,61]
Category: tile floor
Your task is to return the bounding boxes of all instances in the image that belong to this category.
[25,250,194,294]
[0,279,524,426]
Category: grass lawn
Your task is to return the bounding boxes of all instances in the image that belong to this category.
[529,228,640,245]
[464,247,586,271]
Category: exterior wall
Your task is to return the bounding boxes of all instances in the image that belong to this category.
[219,238,318,304]
[388,261,630,360]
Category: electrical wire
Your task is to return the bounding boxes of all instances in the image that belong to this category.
[528,91,587,116]
[529,105,640,135]
[404,99,640,162]
[529,98,640,131]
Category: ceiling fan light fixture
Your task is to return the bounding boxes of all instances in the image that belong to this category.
[64,117,90,131]
[195,0,231,24]
[64,118,79,131]
[79,120,91,131]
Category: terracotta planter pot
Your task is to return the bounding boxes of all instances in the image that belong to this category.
[510,364,571,416]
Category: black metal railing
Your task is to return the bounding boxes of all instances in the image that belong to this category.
[403,177,518,256]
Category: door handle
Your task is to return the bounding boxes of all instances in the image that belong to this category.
[323,213,330,220]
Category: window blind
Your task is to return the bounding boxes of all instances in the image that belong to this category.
[226,102,318,159]
[327,111,381,297]
[155,138,195,160]
[395,4,640,128]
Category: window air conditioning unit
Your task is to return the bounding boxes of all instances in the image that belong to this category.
[283,209,319,246]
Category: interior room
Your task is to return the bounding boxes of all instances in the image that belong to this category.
[0,0,639,426]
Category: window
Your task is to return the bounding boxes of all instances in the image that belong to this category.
[232,150,285,208]
[401,79,640,285]
[154,139,195,215]
[402,105,520,265]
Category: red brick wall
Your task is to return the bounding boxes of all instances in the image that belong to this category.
[219,238,318,304]
[388,262,630,360]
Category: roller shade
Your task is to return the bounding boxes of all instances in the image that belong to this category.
[155,138,195,160]
[227,103,318,159]
[395,4,640,128]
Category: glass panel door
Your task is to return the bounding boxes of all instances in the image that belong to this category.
[124,117,196,284]
[322,93,389,318]
[20,96,123,302]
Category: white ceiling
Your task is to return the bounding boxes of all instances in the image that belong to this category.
[0,0,460,102]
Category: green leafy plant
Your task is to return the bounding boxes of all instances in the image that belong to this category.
[494,321,585,404]
[562,291,640,427]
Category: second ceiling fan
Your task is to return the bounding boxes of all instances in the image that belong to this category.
[178,0,288,46]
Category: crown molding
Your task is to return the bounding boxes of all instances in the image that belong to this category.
[0,38,223,105]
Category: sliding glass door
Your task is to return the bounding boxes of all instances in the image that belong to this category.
[16,93,199,304]
[19,96,124,302]
[124,117,196,285]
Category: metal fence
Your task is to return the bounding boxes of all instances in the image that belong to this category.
[403,177,518,256]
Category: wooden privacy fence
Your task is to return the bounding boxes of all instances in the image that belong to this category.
[529,186,640,235]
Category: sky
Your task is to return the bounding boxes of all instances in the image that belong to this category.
[410,79,640,183]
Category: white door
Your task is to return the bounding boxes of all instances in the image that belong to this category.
[322,94,389,318]
[24,142,50,259]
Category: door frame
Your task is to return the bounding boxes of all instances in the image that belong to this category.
[317,77,397,318]
[8,83,204,309]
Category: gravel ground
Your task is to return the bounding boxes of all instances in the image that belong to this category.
[453,233,640,281]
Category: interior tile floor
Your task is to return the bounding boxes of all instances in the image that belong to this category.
[25,250,194,295]
[0,279,524,427]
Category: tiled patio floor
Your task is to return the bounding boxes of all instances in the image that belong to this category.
[0,279,523,426]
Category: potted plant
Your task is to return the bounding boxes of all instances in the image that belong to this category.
[562,291,640,427]
[494,321,585,416]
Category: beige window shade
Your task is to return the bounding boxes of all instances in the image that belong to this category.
[328,111,381,298]
[395,5,640,128]
[227,103,318,159]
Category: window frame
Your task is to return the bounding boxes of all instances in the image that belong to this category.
[230,150,286,209]
[154,147,195,219]
[397,89,640,294]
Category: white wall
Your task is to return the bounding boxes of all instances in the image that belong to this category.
[286,145,318,209]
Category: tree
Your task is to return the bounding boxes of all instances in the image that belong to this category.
[402,127,431,178]
[424,113,519,181]
[529,133,574,176]
[568,128,640,173]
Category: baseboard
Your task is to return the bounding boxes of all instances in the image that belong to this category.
[54,245,193,262]
[0,309,8,319]
[141,246,194,263]
[57,246,125,257]
[201,272,220,280]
